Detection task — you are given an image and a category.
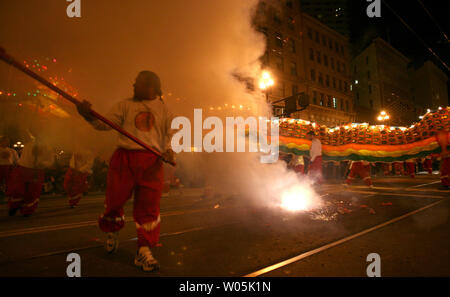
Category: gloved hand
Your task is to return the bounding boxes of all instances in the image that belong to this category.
[76,100,94,121]
[162,149,176,165]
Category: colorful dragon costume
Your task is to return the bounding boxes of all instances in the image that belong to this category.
[279,107,450,162]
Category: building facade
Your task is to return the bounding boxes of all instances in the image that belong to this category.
[300,0,350,37]
[254,0,355,127]
[352,37,417,126]
[410,60,449,112]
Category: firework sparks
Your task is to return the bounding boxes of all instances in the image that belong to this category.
[279,183,321,212]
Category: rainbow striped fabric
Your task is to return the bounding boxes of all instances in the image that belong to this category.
[279,107,449,162]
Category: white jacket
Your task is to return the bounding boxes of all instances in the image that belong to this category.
[90,98,174,153]
[310,138,322,162]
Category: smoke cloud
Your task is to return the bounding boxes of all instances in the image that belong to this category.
[0,0,321,209]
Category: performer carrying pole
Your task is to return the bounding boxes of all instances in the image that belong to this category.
[7,131,54,216]
[0,136,19,198]
[77,71,175,272]
[345,160,373,188]
[288,153,304,175]
[64,149,94,208]
[436,130,449,189]
[423,156,433,174]
[0,48,175,271]
[382,162,391,176]
[405,158,416,178]
[306,131,323,184]
[393,161,405,176]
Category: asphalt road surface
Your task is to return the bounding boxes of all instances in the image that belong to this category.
[0,174,448,277]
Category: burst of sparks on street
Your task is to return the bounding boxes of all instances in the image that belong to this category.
[280,184,318,212]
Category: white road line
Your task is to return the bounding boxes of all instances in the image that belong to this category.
[0,206,231,238]
[0,222,240,263]
[347,190,446,199]
[411,180,441,188]
[347,185,448,193]
[244,199,446,277]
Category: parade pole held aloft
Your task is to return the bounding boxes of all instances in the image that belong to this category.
[0,47,175,166]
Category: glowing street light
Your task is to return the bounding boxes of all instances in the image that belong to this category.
[259,71,274,90]
[377,110,390,123]
[259,71,275,104]
[13,141,24,148]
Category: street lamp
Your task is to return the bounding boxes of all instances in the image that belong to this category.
[377,110,390,124]
[259,70,274,103]
[13,141,24,148]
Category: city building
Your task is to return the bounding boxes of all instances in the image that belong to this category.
[352,37,417,126]
[254,0,355,127]
[410,60,449,112]
[300,0,350,37]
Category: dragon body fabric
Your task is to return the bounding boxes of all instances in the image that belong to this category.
[279,107,450,162]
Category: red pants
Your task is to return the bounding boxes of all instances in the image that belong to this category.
[0,165,12,184]
[64,168,89,207]
[393,162,405,175]
[441,157,450,187]
[7,165,44,215]
[98,149,164,248]
[308,156,322,183]
[406,162,415,178]
[346,162,372,186]
[382,163,391,176]
[423,159,432,174]
[293,165,304,175]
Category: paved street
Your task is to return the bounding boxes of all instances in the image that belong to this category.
[0,174,448,277]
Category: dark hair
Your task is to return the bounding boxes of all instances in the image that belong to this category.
[136,71,162,97]
[307,131,315,136]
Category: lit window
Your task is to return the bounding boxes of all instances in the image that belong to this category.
[275,33,283,48]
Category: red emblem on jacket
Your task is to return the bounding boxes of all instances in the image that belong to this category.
[135,112,155,132]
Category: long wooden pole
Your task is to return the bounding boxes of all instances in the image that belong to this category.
[0,47,175,166]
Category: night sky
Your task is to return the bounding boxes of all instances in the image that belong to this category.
[349,0,449,73]
[0,0,448,107]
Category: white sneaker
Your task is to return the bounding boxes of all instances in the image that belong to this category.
[105,232,119,253]
[134,246,160,272]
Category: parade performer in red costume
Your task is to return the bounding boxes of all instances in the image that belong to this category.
[405,158,416,178]
[436,130,449,188]
[345,160,373,188]
[64,150,94,208]
[77,71,175,272]
[0,136,19,196]
[382,162,391,176]
[7,131,54,217]
[393,161,405,176]
[289,153,304,175]
[423,156,433,174]
[306,131,322,184]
